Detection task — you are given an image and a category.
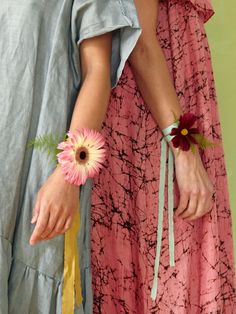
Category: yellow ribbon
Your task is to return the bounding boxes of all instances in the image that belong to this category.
[62,199,83,314]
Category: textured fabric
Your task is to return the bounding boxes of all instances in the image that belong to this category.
[0,0,140,313]
[91,0,236,313]
[189,0,214,22]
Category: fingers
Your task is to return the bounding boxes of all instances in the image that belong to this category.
[30,200,75,244]
[186,190,213,221]
[42,217,66,240]
[176,185,213,221]
[40,211,61,239]
[42,216,73,241]
[29,207,50,245]
[179,190,199,219]
[62,217,73,233]
[174,191,189,216]
[29,167,80,245]
[174,151,215,222]
[31,204,40,224]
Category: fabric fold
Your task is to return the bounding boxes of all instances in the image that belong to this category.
[0,236,12,314]
[8,257,62,314]
[0,0,141,312]
[188,0,214,22]
[8,255,88,314]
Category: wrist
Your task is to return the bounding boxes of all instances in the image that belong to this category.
[161,112,214,155]
[168,141,180,157]
[168,139,201,165]
[54,164,74,183]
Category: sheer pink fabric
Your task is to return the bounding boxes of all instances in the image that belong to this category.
[91,1,236,312]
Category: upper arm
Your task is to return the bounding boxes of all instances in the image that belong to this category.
[79,33,112,81]
[129,0,161,64]
[71,0,141,88]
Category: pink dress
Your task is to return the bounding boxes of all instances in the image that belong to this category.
[91,0,236,313]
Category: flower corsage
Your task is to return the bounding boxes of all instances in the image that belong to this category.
[151,111,217,301]
[162,111,216,153]
[28,127,106,185]
[28,127,106,313]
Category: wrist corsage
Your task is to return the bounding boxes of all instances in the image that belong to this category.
[162,111,216,153]
[28,127,106,185]
[28,127,106,313]
[151,111,217,301]
[57,128,106,185]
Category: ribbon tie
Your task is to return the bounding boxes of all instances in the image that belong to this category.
[151,122,179,300]
[62,202,83,313]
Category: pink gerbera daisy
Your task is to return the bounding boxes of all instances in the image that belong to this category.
[57,128,106,185]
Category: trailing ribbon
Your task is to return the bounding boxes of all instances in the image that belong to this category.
[62,200,83,314]
[151,122,179,301]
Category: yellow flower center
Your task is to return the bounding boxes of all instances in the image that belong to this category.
[75,146,89,164]
[181,128,188,136]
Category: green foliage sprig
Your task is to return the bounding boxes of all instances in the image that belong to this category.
[27,133,66,164]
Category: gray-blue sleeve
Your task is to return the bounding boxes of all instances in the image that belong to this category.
[71,0,141,88]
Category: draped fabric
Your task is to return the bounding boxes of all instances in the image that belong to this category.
[0,1,140,312]
[189,0,214,22]
[91,1,236,313]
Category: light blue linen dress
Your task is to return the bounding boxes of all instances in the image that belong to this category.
[0,1,141,313]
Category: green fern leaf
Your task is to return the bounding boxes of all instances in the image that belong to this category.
[27,133,65,163]
[171,110,180,123]
[190,142,197,154]
[191,134,216,149]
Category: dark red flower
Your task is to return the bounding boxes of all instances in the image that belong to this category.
[169,112,200,151]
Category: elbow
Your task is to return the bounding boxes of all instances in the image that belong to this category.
[83,60,109,77]
[79,34,112,87]
[129,33,161,66]
[81,60,111,89]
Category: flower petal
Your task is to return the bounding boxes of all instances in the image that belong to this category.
[189,127,200,134]
[169,127,180,136]
[57,128,106,185]
[182,112,197,129]
[180,137,190,151]
[171,135,181,148]
[178,113,194,130]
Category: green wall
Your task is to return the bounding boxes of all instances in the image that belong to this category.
[205,1,236,255]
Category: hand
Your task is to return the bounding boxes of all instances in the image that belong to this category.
[29,165,80,245]
[171,145,214,221]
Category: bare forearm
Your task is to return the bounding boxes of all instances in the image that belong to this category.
[129,41,183,129]
[69,69,111,131]
[69,33,112,132]
[129,0,183,131]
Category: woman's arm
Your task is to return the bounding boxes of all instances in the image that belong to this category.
[29,33,112,245]
[129,0,182,134]
[69,33,112,131]
[129,0,214,221]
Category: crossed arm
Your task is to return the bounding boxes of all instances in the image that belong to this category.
[30,0,214,245]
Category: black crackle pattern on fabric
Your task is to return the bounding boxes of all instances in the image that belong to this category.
[91,1,236,313]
